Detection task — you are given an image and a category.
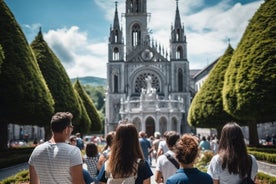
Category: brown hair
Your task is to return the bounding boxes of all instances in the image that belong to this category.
[106,123,144,178]
[50,112,73,133]
[218,122,249,177]
[103,131,115,151]
[175,134,199,164]
[86,142,98,157]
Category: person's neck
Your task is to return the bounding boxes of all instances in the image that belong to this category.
[49,134,66,143]
[181,163,194,169]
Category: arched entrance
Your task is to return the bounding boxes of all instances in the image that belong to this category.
[145,116,155,137]
[171,117,178,131]
[159,116,167,135]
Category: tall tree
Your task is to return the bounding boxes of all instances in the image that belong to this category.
[0,1,54,150]
[74,80,102,132]
[188,45,236,137]
[30,29,84,138]
[222,0,276,146]
[73,88,91,134]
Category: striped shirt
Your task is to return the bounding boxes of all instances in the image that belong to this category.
[28,141,83,184]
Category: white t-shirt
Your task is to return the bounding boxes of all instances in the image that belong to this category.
[207,154,258,184]
[156,150,178,183]
[29,141,83,184]
[158,140,169,154]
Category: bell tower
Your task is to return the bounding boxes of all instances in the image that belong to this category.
[125,0,149,56]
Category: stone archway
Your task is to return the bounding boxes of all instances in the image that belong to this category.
[132,117,141,131]
[159,116,167,135]
[171,117,177,131]
[145,116,155,137]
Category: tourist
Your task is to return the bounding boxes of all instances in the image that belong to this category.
[207,122,258,184]
[97,123,153,183]
[166,134,213,184]
[83,142,99,179]
[155,131,180,183]
[29,112,85,184]
[97,131,115,171]
[139,131,153,164]
[199,136,211,151]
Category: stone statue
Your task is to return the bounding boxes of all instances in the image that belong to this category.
[145,75,152,94]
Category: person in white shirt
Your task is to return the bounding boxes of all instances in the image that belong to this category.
[155,131,180,183]
[29,112,85,184]
[207,122,258,184]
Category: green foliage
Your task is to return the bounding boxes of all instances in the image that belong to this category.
[256,172,276,184]
[248,150,276,163]
[30,30,84,135]
[0,1,54,150]
[83,85,105,111]
[74,80,102,132]
[0,170,29,184]
[188,45,235,129]
[223,0,276,122]
[0,0,54,125]
[72,88,91,134]
[0,148,33,168]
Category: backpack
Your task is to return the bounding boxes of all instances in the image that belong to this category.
[105,159,141,184]
[240,155,254,184]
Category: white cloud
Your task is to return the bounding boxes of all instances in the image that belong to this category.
[44,26,107,78]
[30,0,262,78]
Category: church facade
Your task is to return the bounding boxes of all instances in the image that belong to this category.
[105,0,192,136]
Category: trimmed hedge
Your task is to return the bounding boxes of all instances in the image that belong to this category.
[0,148,33,169]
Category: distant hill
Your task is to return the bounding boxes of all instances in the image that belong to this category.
[71,76,106,86]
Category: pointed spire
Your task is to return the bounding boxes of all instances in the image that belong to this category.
[174,0,182,28]
[113,1,120,29]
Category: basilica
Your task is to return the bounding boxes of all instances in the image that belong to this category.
[105,0,193,136]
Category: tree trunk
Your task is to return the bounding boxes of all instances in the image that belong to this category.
[248,121,259,147]
[0,122,8,151]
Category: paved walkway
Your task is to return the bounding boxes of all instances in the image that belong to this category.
[0,162,29,181]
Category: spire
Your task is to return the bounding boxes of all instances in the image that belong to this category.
[113,1,120,29]
[174,0,182,28]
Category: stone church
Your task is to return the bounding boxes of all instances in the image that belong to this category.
[105,0,192,136]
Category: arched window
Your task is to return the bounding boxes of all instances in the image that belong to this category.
[132,24,141,47]
[113,47,119,60]
[114,30,118,43]
[114,74,118,93]
[178,68,183,92]
[176,46,183,59]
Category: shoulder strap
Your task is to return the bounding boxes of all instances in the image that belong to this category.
[165,153,179,169]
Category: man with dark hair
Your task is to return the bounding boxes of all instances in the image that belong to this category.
[155,131,180,183]
[29,112,85,184]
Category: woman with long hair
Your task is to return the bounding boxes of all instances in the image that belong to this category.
[97,123,153,184]
[207,122,258,184]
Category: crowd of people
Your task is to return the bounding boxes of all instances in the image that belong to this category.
[28,111,258,184]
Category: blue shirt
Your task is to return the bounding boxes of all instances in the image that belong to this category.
[139,137,151,160]
[166,168,213,184]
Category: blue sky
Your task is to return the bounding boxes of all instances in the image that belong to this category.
[4,0,263,78]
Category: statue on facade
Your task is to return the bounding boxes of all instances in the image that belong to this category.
[145,75,153,94]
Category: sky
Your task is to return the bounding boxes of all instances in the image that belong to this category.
[4,0,263,79]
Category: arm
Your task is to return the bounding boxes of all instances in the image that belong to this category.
[213,179,219,184]
[29,165,40,184]
[143,178,151,184]
[70,164,85,184]
[97,154,106,170]
[155,170,163,183]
